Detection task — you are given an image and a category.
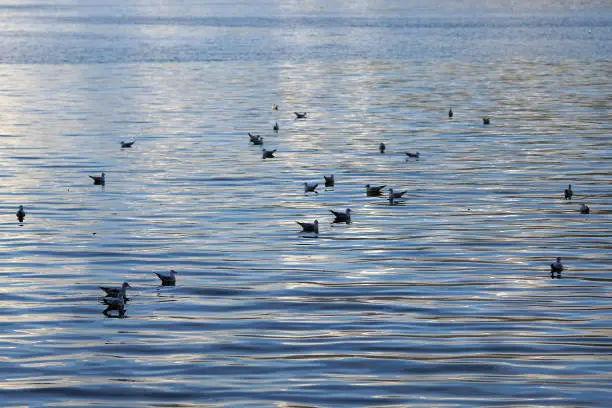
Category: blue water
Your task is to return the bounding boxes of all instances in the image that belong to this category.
[0,1,611,406]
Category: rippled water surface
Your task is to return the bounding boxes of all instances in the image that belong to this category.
[1,1,611,407]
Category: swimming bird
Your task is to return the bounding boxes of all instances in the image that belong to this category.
[272,104,279,110]
[248,132,261,143]
[330,208,351,224]
[324,174,335,187]
[89,172,105,185]
[100,282,131,298]
[294,112,307,119]
[405,152,420,159]
[448,108,453,118]
[273,122,279,132]
[379,142,386,153]
[388,188,407,199]
[262,149,276,159]
[252,136,264,145]
[103,295,125,316]
[304,182,319,194]
[16,205,25,222]
[120,140,135,148]
[550,257,563,276]
[483,117,490,125]
[564,184,573,200]
[366,184,386,196]
[297,220,319,234]
[155,270,177,286]
[580,203,590,214]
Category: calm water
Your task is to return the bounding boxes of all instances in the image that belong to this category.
[1,1,611,407]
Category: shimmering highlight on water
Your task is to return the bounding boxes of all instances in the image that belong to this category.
[0,1,611,407]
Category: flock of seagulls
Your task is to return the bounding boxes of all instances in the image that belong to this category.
[12,106,595,316]
[99,270,178,316]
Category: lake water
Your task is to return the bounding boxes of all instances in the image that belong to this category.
[1,1,611,406]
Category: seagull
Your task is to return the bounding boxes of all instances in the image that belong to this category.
[564,184,573,200]
[294,112,307,119]
[155,270,177,286]
[330,208,351,224]
[297,220,319,234]
[550,257,563,276]
[248,132,261,143]
[388,188,407,205]
[272,104,279,110]
[379,142,386,153]
[120,140,135,148]
[580,203,590,214]
[100,282,131,298]
[262,149,276,159]
[324,174,335,187]
[103,295,125,316]
[304,182,319,194]
[89,172,105,185]
[252,136,264,145]
[16,205,25,222]
[273,122,279,132]
[366,184,386,196]
[388,188,407,199]
[405,152,420,159]
[448,108,453,118]
[483,117,490,125]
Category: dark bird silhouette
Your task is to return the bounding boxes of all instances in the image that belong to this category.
[248,133,261,143]
[262,149,276,159]
[304,182,318,194]
[273,122,279,132]
[100,282,130,298]
[550,257,563,278]
[89,173,105,185]
[324,174,335,187]
[564,184,573,200]
[580,203,590,214]
[366,184,386,196]
[330,208,351,224]
[405,152,420,159]
[483,117,490,125]
[16,205,25,222]
[155,270,177,286]
[120,140,135,148]
[379,142,386,153]
[448,108,453,118]
[294,112,307,119]
[297,220,319,234]
[252,136,263,145]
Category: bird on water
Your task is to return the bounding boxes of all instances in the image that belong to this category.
[297,220,319,234]
[16,205,26,222]
[155,270,177,286]
[564,184,573,200]
[89,173,105,185]
[330,208,351,224]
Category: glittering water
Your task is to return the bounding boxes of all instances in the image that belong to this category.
[0,1,611,407]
